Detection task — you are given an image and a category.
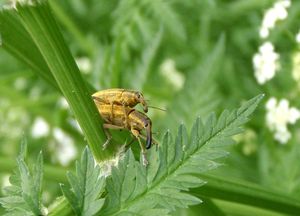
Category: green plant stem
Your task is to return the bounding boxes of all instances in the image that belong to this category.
[48,197,73,216]
[46,172,300,216]
[15,1,110,161]
[213,199,284,216]
[193,174,300,215]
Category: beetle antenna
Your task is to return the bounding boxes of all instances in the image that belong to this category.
[148,105,167,112]
[144,99,166,112]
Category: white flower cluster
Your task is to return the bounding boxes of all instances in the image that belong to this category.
[1,102,29,143]
[259,0,291,38]
[253,42,280,84]
[160,59,185,90]
[31,117,77,166]
[266,97,300,144]
[50,128,78,166]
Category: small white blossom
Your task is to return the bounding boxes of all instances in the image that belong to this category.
[41,207,48,216]
[58,97,69,109]
[253,42,280,84]
[292,52,300,84]
[265,97,300,144]
[31,117,50,138]
[50,128,77,166]
[296,31,300,44]
[1,175,11,191]
[14,77,27,90]
[76,57,92,74]
[0,105,29,147]
[160,59,185,90]
[259,0,291,38]
[274,127,291,144]
[234,129,257,156]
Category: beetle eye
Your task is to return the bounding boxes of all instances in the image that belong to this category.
[144,123,148,127]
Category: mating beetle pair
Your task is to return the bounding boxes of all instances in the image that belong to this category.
[92,89,153,165]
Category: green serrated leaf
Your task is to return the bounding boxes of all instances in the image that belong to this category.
[3,208,33,216]
[60,147,106,216]
[99,95,263,215]
[139,208,170,216]
[60,184,81,214]
[0,138,44,215]
[84,199,105,216]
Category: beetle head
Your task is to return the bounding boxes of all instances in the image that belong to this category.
[135,92,148,113]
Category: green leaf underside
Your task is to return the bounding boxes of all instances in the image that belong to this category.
[60,147,105,216]
[0,139,44,215]
[100,95,263,215]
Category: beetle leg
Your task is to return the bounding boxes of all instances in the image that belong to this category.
[102,123,125,149]
[137,133,158,146]
[131,128,148,166]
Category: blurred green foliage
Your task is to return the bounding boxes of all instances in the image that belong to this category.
[1,0,300,215]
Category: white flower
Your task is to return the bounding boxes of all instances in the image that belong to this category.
[0,105,29,143]
[265,97,300,144]
[76,57,92,74]
[296,31,300,44]
[274,127,291,144]
[259,0,291,38]
[1,175,11,191]
[58,97,69,109]
[31,117,50,138]
[41,207,48,216]
[253,42,280,84]
[292,52,300,83]
[14,77,27,90]
[50,128,77,166]
[160,59,185,90]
